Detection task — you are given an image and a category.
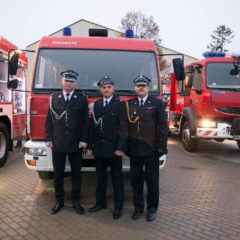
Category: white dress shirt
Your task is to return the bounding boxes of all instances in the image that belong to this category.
[63,90,74,102]
[138,95,148,106]
[103,95,113,107]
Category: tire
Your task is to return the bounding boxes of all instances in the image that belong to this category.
[168,130,171,136]
[0,122,9,168]
[9,140,14,151]
[38,171,54,180]
[181,121,199,152]
[237,141,240,150]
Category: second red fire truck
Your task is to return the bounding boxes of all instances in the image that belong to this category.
[163,51,240,152]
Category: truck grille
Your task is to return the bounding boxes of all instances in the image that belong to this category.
[217,107,240,115]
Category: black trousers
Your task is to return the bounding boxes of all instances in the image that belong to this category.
[52,150,82,203]
[130,155,159,213]
[95,156,124,211]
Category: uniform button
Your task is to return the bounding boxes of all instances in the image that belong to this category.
[66,131,69,134]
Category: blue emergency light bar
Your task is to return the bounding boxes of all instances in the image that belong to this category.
[203,51,226,58]
[125,29,134,38]
[63,27,72,36]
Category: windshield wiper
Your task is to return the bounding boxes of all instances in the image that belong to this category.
[116,90,135,93]
[78,89,100,96]
[210,87,240,92]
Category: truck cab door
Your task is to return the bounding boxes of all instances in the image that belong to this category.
[12,66,27,139]
[189,67,203,114]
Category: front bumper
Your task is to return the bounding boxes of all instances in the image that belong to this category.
[24,140,131,172]
[196,122,240,140]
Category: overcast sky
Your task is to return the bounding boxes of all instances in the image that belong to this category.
[1,0,239,59]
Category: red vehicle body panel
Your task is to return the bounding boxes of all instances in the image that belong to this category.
[171,56,240,119]
[28,36,161,140]
[0,36,27,140]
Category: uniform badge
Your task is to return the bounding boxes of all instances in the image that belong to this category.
[58,95,61,98]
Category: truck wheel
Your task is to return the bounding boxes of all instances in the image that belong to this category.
[0,122,9,168]
[181,121,199,152]
[38,171,54,180]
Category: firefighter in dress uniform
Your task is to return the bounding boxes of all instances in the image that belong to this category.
[45,70,89,215]
[87,76,127,220]
[126,75,168,222]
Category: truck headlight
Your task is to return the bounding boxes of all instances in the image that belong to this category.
[26,148,47,156]
[198,119,217,128]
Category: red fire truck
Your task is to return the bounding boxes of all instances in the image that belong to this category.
[7,28,183,179]
[163,51,240,152]
[0,36,27,167]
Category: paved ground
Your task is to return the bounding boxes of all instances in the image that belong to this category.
[0,137,240,240]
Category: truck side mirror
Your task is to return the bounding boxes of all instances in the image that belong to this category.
[230,64,240,75]
[172,58,184,81]
[9,52,19,75]
[7,79,18,90]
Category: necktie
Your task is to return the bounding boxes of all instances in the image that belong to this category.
[66,93,70,104]
[140,99,144,108]
[104,100,108,107]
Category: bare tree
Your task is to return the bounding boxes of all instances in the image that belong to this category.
[120,10,168,69]
[120,10,161,44]
[207,25,234,52]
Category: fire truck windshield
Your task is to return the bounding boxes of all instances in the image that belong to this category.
[33,49,159,94]
[206,62,240,89]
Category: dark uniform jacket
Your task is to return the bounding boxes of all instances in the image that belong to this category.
[88,96,127,158]
[127,96,168,157]
[45,91,89,153]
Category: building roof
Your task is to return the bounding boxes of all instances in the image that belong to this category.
[160,45,198,60]
[26,18,198,60]
[27,19,122,47]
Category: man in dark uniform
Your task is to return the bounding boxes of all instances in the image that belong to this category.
[45,70,89,215]
[87,76,127,220]
[126,74,168,222]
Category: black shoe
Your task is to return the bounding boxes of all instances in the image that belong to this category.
[73,202,85,215]
[88,204,107,213]
[113,209,122,220]
[146,212,156,222]
[132,210,143,220]
[51,201,64,214]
